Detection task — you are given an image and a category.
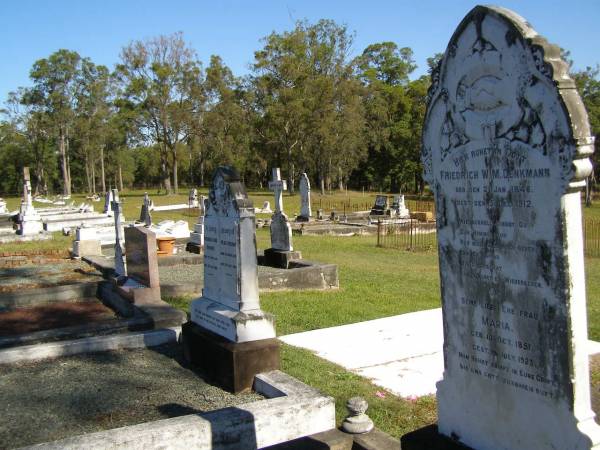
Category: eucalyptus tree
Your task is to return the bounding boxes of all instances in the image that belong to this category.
[252,19,364,194]
[116,32,202,194]
[22,49,82,196]
[73,60,112,193]
[354,42,418,192]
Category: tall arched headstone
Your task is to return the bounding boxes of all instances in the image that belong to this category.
[183,166,279,393]
[422,6,599,449]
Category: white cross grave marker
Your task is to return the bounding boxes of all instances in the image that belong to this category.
[268,168,287,213]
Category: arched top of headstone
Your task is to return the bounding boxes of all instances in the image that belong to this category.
[207,166,254,217]
[422,5,594,193]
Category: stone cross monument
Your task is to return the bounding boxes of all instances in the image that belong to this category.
[183,166,279,393]
[418,6,599,450]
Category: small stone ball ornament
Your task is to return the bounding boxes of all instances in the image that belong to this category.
[341,396,374,434]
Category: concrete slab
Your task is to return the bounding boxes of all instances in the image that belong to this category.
[280,308,600,399]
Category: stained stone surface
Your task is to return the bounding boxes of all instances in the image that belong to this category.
[190,167,275,343]
[124,226,159,288]
[422,6,599,449]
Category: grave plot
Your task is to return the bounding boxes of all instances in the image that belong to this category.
[0,343,265,448]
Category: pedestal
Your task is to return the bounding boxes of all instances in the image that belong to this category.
[182,321,280,393]
[263,248,302,269]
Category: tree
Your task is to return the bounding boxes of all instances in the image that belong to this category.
[252,19,365,194]
[353,42,418,192]
[22,49,82,196]
[116,32,202,194]
[73,60,112,194]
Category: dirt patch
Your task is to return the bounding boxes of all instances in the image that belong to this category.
[0,301,117,335]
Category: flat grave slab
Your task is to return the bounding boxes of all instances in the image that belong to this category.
[0,343,263,449]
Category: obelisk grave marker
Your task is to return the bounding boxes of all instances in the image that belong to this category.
[422,6,599,450]
[183,166,279,393]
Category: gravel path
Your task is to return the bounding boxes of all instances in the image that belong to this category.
[0,344,264,449]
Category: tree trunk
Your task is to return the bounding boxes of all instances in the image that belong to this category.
[287,159,295,195]
[118,164,124,191]
[85,153,92,194]
[59,129,70,196]
[173,155,178,194]
[91,160,96,194]
[100,145,106,193]
[199,159,205,187]
[161,147,172,194]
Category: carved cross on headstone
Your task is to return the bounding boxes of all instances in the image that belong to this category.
[111,188,126,277]
[268,168,287,213]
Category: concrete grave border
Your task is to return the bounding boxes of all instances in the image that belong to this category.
[20,370,335,450]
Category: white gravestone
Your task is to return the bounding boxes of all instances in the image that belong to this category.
[268,168,293,251]
[422,6,599,450]
[188,188,199,208]
[297,173,312,221]
[111,189,126,277]
[190,167,275,343]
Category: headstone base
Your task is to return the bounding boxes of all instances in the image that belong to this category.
[182,321,280,393]
[264,248,302,269]
[400,425,473,450]
[295,216,312,222]
[20,218,43,235]
[190,298,276,342]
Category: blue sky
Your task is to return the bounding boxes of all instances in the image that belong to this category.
[1,0,599,101]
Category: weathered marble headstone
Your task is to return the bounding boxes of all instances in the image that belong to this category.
[190,167,275,342]
[268,168,293,251]
[111,189,126,277]
[421,6,599,449]
[369,195,389,215]
[183,166,279,392]
[139,192,152,227]
[296,172,312,221]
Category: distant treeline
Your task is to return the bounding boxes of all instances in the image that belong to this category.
[1,20,598,197]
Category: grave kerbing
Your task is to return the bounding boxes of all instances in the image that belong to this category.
[183,166,279,393]
[417,5,600,450]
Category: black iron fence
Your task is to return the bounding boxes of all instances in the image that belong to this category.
[376,220,437,251]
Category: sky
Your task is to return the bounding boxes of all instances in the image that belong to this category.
[1,0,599,101]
